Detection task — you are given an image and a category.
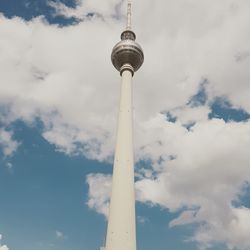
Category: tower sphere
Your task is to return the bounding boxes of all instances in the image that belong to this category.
[111,30,144,75]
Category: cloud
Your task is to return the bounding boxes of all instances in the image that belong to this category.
[0,13,119,160]
[48,0,124,20]
[1,0,250,158]
[87,117,250,249]
[137,216,149,224]
[55,230,66,240]
[135,118,250,249]
[1,0,250,249]
[0,246,9,250]
[0,129,20,157]
[56,230,63,238]
[0,234,9,250]
[86,174,112,218]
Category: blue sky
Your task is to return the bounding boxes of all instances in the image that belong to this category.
[1,1,250,250]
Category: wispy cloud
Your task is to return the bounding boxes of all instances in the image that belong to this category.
[48,0,125,21]
[0,129,20,157]
[0,234,9,250]
[86,174,112,218]
[55,230,67,240]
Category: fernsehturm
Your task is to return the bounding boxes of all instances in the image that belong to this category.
[100,1,144,250]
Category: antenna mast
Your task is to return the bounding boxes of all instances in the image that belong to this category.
[126,0,132,30]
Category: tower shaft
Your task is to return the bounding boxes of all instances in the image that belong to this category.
[102,1,143,249]
[105,69,136,250]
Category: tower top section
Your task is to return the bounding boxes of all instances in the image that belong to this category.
[111,0,144,75]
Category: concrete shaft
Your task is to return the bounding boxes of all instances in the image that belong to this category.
[105,70,136,250]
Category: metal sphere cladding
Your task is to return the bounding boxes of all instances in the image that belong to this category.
[111,30,144,74]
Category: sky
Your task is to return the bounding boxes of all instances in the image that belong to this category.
[0,0,250,250]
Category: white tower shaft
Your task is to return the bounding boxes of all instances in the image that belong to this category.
[105,69,136,250]
[102,0,143,249]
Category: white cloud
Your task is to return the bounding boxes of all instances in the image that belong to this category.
[1,0,250,249]
[56,230,66,240]
[135,118,250,249]
[0,246,9,250]
[87,117,250,249]
[48,0,124,20]
[0,13,119,160]
[169,105,210,125]
[86,174,112,218]
[0,234,9,250]
[137,216,149,224]
[0,129,19,157]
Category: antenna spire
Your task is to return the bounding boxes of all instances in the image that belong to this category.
[126,0,132,30]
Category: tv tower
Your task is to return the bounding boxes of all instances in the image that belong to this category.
[101,1,144,250]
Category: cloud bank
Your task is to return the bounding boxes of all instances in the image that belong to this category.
[1,0,250,249]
